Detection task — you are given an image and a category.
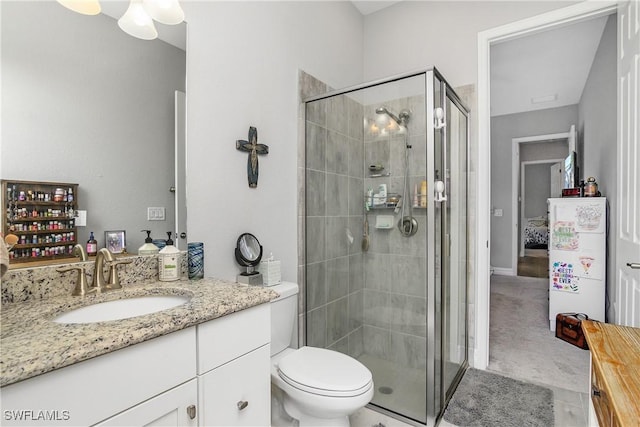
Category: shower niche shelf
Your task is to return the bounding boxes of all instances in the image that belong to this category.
[366,193,401,210]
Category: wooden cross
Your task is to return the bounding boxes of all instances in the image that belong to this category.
[236,126,269,188]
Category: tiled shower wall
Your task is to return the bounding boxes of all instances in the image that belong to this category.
[301,72,366,358]
[361,95,428,370]
[299,70,429,369]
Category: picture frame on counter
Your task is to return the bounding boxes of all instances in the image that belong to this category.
[105,230,126,254]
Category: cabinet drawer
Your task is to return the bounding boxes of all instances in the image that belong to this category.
[198,344,270,426]
[197,303,270,374]
[591,360,619,427]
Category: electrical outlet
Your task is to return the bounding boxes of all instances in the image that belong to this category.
[147,207,165,221]
[494,209,503,217]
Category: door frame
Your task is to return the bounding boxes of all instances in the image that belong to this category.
[511,132,567,266]
[475,0,617,369]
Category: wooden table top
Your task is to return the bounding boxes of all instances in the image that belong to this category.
[582,320,640,426]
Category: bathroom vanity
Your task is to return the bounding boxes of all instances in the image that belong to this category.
[0,277,277,426]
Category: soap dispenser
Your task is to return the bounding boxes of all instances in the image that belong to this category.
[158,232,180,281]
[138,230,159,255]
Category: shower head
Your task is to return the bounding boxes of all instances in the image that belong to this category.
[376,106,410,127]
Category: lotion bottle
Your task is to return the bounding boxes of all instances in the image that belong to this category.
[86,231,97,256]
[138,230,159,255]
[158,231,180,281]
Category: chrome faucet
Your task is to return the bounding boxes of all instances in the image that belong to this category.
[93,248,114,291]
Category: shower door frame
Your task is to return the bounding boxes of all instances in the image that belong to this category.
[302,67,470,427]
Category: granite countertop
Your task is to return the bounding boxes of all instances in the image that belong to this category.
[0,278,278,387]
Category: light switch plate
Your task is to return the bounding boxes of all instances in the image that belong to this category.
[147,207,165,221]
[494,209,503,217]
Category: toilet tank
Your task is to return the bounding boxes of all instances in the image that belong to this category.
[270,281,299,356]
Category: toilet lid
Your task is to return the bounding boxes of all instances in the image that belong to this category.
[277,347,373,397]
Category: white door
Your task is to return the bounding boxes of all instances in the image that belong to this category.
[615,0,640,326]
[550,161,563,198]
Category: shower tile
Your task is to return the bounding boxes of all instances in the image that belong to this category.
[298,312,305,347]
[325,216,349,259]
[327,95,349,136]
[305,97,327,128]
[406,94,426,136]
[409,135,427,177]
[307,306,327,348]
[326,173,349,216]
[363,325,390,360]
[328,335,349,355]
[327,256,349,302]
[306,261,326,310]
[366,228,391,255]
[389,134,405,176]
[389,294,427,337]
[348,253,364,293]
[389,216,427,258]
[348,216,363,256]
[326,297,349,344]
[348,327,364,358]
[348,290,363,331]
[348,137,364,178]
[364,139,390,175]
[363,289,390,329]
[298,167,305,218]
[305,169,325,217]
[346,96,364,141]
[298,70,328,100]
[326,130,349,175]
[390,332,426,370]
[348,177,364,216]
[364,252,392,292]
[305,122,326,171]
[305,217,325,264]
[297,264,305,314]
[390,255,427,297]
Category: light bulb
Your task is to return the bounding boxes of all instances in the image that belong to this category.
[118,0,158,40]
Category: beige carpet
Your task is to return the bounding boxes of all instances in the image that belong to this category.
[488,275,590,393]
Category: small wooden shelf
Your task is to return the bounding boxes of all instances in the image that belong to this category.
[2,179,79,264]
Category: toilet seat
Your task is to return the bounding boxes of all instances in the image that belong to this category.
[277,346,373,398]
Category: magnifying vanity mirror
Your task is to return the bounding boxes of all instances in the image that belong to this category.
[1,1,187,266]
[235,233,263,285]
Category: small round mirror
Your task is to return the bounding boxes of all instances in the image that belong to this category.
[235,233,263,269]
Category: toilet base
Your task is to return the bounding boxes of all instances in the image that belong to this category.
[283,395,349,427]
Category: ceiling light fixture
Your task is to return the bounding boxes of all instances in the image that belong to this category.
[56,0,101,15]
[57,0,185,41]
[142,0,184,25]
[118,0,158,40]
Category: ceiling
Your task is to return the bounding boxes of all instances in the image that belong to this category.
[490,16,608,116]
[351,1,402,15]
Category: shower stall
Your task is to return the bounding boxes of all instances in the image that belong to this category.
[302,68,469,426]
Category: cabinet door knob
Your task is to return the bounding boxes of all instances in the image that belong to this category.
[592,385,601,397]
[186,404,197,419]
[627,262,640,269]
[237,400,249,411]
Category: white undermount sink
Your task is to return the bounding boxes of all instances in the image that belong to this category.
[53,295,191,324]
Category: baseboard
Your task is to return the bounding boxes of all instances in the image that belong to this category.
[491,267,515,276]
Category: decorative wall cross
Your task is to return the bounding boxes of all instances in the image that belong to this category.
[236,126,269,188]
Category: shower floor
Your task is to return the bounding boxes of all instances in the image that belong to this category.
[357,353,427,423]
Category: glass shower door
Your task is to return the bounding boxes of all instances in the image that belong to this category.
[441,89,469,402]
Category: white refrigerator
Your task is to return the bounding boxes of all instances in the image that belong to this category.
[548,197,606,331]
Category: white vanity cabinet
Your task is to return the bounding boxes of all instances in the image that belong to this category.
[1,327,197,426]
[95,379,198,427]
[196,303,271,426]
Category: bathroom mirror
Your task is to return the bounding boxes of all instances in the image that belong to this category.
[1,1,187,265]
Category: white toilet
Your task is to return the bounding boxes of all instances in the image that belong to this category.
[270,282,374,427]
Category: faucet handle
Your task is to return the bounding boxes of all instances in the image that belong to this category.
[58,266,95,296]
[106,259,133,290]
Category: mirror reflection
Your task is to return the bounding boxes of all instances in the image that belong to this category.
[1,1,186,265]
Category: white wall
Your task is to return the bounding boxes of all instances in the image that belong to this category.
[577,13,617,321]
[183,1,363,281]
[363,1,576,86]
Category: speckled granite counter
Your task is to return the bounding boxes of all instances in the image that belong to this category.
[1,278,278,387]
